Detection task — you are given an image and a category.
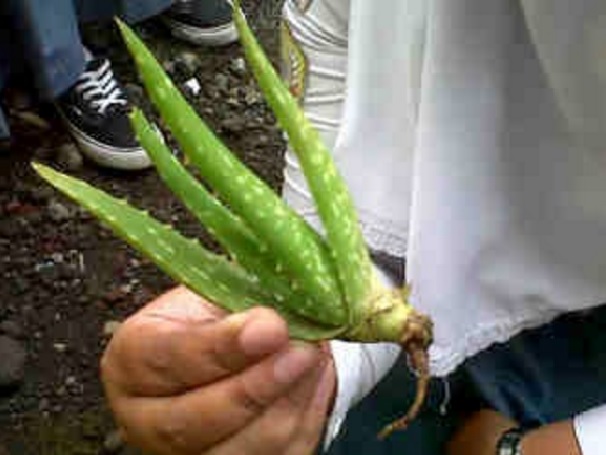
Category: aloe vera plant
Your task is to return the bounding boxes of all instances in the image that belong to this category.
[33,1,433,439]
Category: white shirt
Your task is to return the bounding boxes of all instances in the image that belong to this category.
[282,0,606,451]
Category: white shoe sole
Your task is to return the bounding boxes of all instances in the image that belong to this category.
[164,19,239,46]
[66,122,152,171]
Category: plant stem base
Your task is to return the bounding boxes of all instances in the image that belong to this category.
[378,311,433,440]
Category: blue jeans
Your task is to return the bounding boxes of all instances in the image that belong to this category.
[326,257,606,454]
[0,0,172,138]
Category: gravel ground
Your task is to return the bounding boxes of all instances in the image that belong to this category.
[0,4,286,453]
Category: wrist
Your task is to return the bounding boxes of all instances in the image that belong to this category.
[520,421,582,455]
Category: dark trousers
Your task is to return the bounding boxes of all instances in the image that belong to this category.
[328,255,606,454]
[0,0,172,138]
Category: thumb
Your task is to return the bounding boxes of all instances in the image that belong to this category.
[103,289,290,397]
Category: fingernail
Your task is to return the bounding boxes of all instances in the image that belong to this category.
[239,310,288,357]
[273,343,318,385]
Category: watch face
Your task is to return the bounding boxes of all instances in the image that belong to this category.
[497,428,524,455]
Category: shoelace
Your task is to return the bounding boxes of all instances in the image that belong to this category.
[74,60,127,115]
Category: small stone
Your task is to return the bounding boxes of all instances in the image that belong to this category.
[184,77,202,96]
[229,57,247,77]
[244,89,262,106]
[50,252,64,264]
[221,117,245,133]
[176,51,202,74]
[53,342,67,353]
[47,200,71,222]
[214,73,229,93]
[103,429,125,454]
[0,336,26,388]
[55,143,83,171]
[103,320,122,337]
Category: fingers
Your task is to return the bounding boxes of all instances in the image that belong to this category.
[102,288,290,398]
[205,360,337,455]
[113,342,327,454]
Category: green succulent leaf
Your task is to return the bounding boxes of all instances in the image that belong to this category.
[32,163,343,340]
[232,1,372,326]
[130,108,339,326]
[117,19,347,326]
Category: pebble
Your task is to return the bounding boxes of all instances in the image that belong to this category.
[53,342,67,353]
[221,117,246,133]
[0,336,26,388]
[103,320,122,337]
[184,77,202,96]
[47,200,71,222]
[229,57,247,77]
[55,143,83,171]
[103,429,125,454]
[214,73,230,94]
[176,50,202,74]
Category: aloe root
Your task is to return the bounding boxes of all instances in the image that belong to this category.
[33,1,433,439]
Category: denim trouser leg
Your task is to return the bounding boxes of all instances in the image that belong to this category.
[2,0,172,101]
[325,304,606,454]
[465,304,606,428]
[325,360,471,455]
[7,0,86,100]
[74,0,172,24]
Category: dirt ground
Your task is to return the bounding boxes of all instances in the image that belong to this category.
[0,5,286,454]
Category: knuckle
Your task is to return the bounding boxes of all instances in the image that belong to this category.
[155,411,195,454]
[234,387,269,415]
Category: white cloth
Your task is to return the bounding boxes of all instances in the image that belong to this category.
[574,404,606,455]
[282,0,606,449]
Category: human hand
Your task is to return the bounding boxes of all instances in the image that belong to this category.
[101,286,336,455]
[447,409,517,455]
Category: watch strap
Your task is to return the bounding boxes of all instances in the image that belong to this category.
[496,427,525,455]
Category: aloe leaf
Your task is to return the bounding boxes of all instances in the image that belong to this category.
[232,2,373,326]
[32,163,342,340]
[117,19,346,326]
[130,108,339,326]
[33,163,264,310]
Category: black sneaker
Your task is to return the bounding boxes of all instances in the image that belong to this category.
[57,58,151,171]
[163,0,238,46]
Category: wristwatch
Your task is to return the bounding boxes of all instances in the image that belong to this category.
[496,427,525,455]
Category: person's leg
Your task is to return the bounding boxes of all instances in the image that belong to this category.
[74,0,171,24]
[2,0,155,169]
[4,0,85,100]
[325,360,476,455]
[464,304,606,428]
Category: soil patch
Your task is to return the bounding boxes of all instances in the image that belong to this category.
[0,6,286,453]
